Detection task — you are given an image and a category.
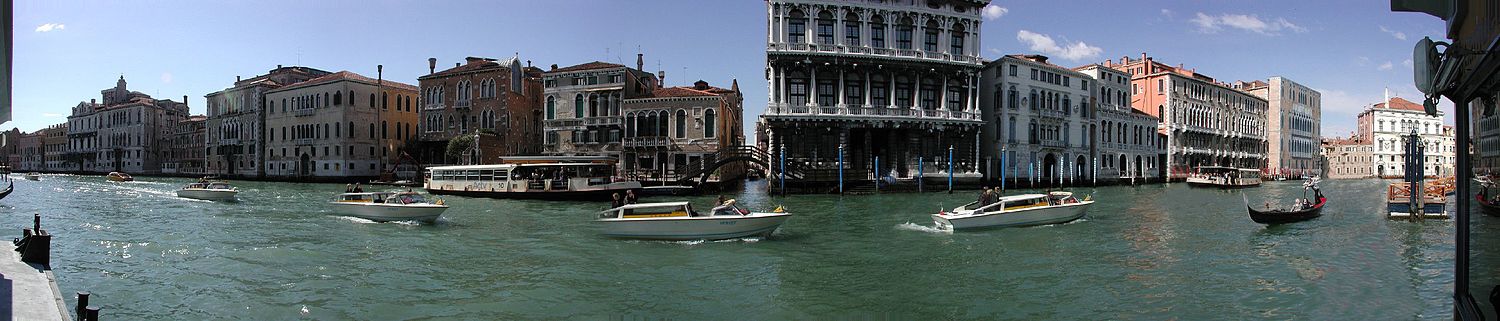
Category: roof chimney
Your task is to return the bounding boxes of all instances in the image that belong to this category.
[550,64,558,71]
[183,95,188,104]
[456,62,461,67]
[91,99,95,105]
[657,70,665,86]
[637,53,644,71]
[526,60,532,67]
[1105,59,1112,66]
[1122,56,1130,64]
[236,76,241,82]
[277,64,282,69]
[694,80,709,90]
[1141,52,1147,60]
[428,58,437,74]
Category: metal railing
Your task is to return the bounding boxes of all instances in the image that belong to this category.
[766,43,981,65]
[623,136,672,148]
[764,103,980,122]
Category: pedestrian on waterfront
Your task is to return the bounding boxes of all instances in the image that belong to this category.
[610,193,624,209]
[625,190,638,204]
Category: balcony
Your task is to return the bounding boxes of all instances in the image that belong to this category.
[293,138,314,146]
[293,108,316,117]
[584,116,621,126]
[766,42,981,66]
[424,102,445,110]
[623,136,672,148]
[764,103,981,125]
[454,100,471,109]
[544,118,585,131]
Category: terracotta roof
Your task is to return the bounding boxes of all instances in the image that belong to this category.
[651,87,718,98]
[422,58,513,79]
[1374,97,1425,112]
[272,71,417,92]
[550,61,624,73]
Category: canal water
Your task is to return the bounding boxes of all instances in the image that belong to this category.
[0,174,1466,319]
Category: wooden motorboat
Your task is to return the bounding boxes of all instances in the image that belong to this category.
[328,192,448,223]
[933,191,1093,230]
[596,201,791,240]
[23,172,40,181]
[1246,180,1326,224]
[106,172,134,182]
[177,181,238,201]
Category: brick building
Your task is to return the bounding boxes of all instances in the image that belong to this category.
[204,66,332,178]
[620,79,746,181]
[415,56,545,165]
[1100,54,1268,176]
[163,115,206,175]
[541,58,660,156]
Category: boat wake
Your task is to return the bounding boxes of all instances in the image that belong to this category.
[333,216,379,224]
[633,237,764,246]
[895,221,953,234]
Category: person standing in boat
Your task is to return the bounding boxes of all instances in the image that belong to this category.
[977,186,990,207]
[352,183,364,193]
[624,190,638,204]
[610,193,624,209]
[345,184,354,193]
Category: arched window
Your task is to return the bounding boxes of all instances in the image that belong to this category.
[1007,86,1018,110]
[844,12,861,46]
[922,20,940,52]
[574,94,585,119]
[1029,89,1038,110]
[369,93,376,108]
[870,14,886,48]
[676,109,688,138]
[334,91,342,105]
[816,10,835,45]
[787,10,806,43]
[704,109,717,138]
[381,92,389,109]
[1008,116,1017,142]
[896,17,914,50]
[950,23,966,55]
[589,94,600,117]
[546,96,556,120]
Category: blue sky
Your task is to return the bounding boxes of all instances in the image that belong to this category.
[10,0,1449,139]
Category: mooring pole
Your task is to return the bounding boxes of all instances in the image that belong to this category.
[918,156,924,193]
[838,144,844,195]
[874,156,880,193]
[947,145,954,193]
[779,146,785,196]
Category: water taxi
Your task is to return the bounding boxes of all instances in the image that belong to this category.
[933,191,1093,230]
[328,191,448,223]
[1185,166,1261,188]
[106,172,134,182]
[596,200,791,240]
[23,172,40,181]
[176,181,238,201]
[426,156,641,201]
[1386,181,1448,219]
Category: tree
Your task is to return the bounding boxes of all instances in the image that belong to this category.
[445,135,474,164]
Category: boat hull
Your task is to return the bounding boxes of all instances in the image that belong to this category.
[1386,202,1449,219]
[428,187,639,201]
[597,213,791,240]
[1480,194,1500,217]
[933,202,1091,230]
[1248,198,1325,224]
[1185,178,1261,188]
[327,202,448,223]
[176,189,238,201]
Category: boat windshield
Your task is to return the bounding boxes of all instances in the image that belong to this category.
[207,183,231,189]
[389,193,427,204]
[186,183,207,189]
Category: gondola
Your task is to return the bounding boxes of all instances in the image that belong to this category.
[0,180,14,200]
[1479,182,1500,217]
[1245,180,1325,225]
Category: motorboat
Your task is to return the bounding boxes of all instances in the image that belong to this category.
[23,172,39,181]
[1185,166,1262,188]
[176,181,238,201]
[596,200,791,240]
[1245,179,1326,224]
[106,172,134,182]
[933,191,1093,230]
[426,156,642,201]
[328,191,448,223]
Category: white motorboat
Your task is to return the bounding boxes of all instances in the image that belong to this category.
[106,172,133,182]
[176,181,238,201]
[23,172,40,181]
[596,200,791,240]
[328,192,448,223]
[933,191,1093,230]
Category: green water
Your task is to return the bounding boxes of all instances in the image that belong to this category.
[0,175,1464,319]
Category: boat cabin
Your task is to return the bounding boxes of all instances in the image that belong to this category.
[599,201,748,219]
[427,163,621,193]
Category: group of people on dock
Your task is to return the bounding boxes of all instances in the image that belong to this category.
[609,190,639,208]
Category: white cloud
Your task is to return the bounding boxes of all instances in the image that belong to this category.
[1190,12,1305,35]
[1015,30,1103,62]
[981,5,1008,20]
[1379,26,1407,41]
[1355,56,1371,66]
[1160,9,1174,18]
[1316,88,1368,136]
[160,72,173,84]
[1378,61,1394,71]
[41,113,61,118]
[34,23,65,32]
[1402,59,1413,68]
[987,48,1002,56]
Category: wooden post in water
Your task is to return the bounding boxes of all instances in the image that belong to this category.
[76,291,89,320]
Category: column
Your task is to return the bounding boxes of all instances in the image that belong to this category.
[864,70,873,107]
[768,64,778,110]
[888,72,896,109]
[939,74,949,111]
[837,69,846,108]
[768,5,776,43]
[809,65,818,108]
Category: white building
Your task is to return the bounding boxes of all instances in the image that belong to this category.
[979,54,1093,185]
[262,71,418,179]
[64,76,191,174]
[1076,63,1165,182]
[204,66,331,178]
[1356,97,1454,177]
[1242,77,1321,178]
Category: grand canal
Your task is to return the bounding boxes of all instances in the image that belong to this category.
[0,174,1473,319]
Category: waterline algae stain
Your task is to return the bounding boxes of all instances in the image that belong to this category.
[0,175,1457,319]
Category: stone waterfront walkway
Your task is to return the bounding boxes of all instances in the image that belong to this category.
[0,247,67,320]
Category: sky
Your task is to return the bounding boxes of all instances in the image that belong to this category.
[9,0,1453,140]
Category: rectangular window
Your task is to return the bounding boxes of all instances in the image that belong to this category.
[844,22,860,46]
[895,82,912,107]
[871,24,885,48]
[845,82,864,106]
[1031,69,1037,80]
[871,82,888,107]
[950,34,964,55]
[789,19,806,43]
[1157,79,1164,94]
[817,80,836,107]
[1009,65,1017,76]
[896,25,913,49]
[788,79,808,106]
[1063,76,1070,88]
[817,19,834,44]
